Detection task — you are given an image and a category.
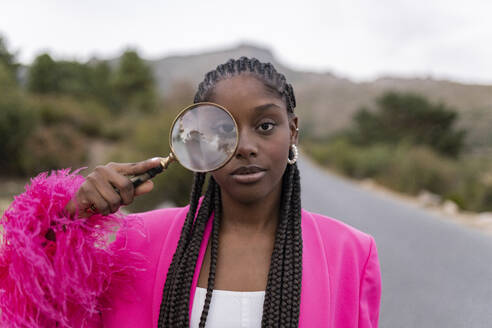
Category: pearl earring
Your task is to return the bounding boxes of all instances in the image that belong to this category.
[287,144,298,165]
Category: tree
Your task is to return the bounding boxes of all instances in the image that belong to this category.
[0,36,20,80]
[348,91,466,157]
[0,63,37,174]
[28,53,59,93]
[55,60,93,97]
[88,61,115,107]
[112,50,157,113]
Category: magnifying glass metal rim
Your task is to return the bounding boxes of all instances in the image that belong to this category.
[169,101,239,173]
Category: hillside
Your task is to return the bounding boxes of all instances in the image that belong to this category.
[148,44,492,148]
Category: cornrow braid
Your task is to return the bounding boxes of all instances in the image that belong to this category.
[194,57,296,113]
[158,57,303,327]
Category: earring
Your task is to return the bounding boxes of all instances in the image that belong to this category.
[287,144,298,165]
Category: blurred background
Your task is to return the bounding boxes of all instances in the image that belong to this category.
[1,0,492,326]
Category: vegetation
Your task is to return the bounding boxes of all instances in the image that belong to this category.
[347,92,466,157]
[304,92,492,212]
[0,37,20,79]
[0,36,193,211]
[0,63,37,174]
[111,50,157,113]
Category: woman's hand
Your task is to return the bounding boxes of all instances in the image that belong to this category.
[65,158,162,217]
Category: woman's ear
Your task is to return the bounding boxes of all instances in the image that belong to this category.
[289,115,299,145]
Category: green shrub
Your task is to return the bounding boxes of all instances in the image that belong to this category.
[379,144,458,195]
[305,136,492,212]
[306,138,358,175]
[448,155,492,211]
[0,64,38,174]
[351,143,393,178]
[349,91,466,157]
[19,124,89,176]
[306,138,393,179]
[31,95,113,138]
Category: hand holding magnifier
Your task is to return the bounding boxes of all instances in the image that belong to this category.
[129,102,238,188]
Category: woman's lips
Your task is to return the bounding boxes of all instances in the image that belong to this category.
[230,165,266,184]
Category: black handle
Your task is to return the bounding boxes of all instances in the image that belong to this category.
[130,164,164,188]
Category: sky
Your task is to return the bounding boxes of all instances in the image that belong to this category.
[0,0,490,84]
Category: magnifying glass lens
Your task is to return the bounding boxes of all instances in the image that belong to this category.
[170,103,238,172]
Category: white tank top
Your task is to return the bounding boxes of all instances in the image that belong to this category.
[190,287,265,328]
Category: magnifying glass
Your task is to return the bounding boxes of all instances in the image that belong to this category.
[129,102,238,188]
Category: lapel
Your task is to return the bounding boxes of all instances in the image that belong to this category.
[299,209,332,327]
[152,206,190,325]
[150,205,213,324]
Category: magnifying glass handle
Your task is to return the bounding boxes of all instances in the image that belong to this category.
[130,165,164,188]
[129,154,176,189]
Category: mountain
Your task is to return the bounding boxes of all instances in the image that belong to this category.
[148,44,300,93]
[148,44,492,148]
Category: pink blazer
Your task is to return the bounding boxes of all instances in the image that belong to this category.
[102,205,381,327]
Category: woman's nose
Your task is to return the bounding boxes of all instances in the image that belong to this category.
[235,129,257,159]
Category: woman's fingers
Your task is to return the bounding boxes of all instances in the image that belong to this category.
[63,158,162,217]
[64,199,78,216]
[134,180,154,196]
[67,180,109,217]
[98,166,135,205]
[106,158,161,200]
[108,158,162,176]
[87,173,123,213]
[90,190,112,216]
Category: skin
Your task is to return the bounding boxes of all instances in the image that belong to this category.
[67,73,299,292]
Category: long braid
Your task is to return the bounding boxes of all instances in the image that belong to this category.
[158,57,303,327]
[262,162,295,327]
[199,181,221,327]
[158,173,213,327]
[158,173,205,327]
[290,164,303,327]
[171,180,216,326]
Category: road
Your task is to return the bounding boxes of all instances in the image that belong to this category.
[298,155,492,328]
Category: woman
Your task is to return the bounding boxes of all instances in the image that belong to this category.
[0,57,381,327]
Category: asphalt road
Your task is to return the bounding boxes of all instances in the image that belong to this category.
[298,155,492,328]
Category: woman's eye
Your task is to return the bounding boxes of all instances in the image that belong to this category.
[258,122,276,132]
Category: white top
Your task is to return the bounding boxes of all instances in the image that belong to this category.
[190,287,265,328]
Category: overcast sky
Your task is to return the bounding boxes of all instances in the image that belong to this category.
[0,0,490,84]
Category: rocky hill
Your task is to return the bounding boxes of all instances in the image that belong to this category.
[148,44,492,147]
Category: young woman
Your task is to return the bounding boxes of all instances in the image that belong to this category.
[0,57,381,327]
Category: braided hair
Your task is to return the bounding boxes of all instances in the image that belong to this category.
[157,57,303,327]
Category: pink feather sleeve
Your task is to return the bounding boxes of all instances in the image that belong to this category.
[0,169,146,328]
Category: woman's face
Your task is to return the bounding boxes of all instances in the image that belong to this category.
[208,74,298,204]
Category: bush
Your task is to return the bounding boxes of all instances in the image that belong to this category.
[31,95,113,138]
[299,90,492,212]
[304,137,492,212]
[0,64,38,174]
[349,91,466,157]
[305,138,393,179]
[378,144,458,195]
[448,155,492,211]
[19,124,89,176]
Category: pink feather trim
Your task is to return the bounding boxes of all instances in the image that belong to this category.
[0,169,146,327]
